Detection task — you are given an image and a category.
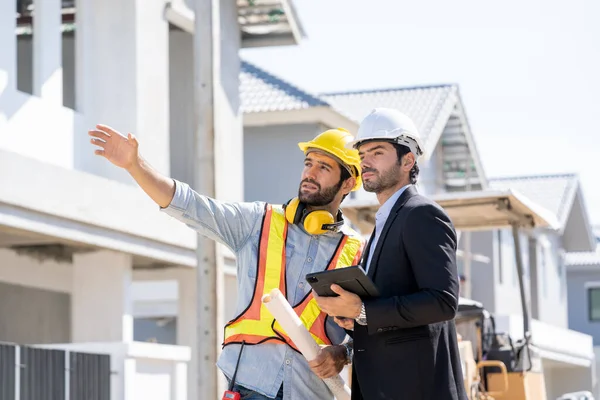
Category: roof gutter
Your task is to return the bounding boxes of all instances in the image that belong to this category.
[243,106,358,132]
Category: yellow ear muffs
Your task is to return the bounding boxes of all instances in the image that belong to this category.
[303,210,336,235]
[283,198,343,235]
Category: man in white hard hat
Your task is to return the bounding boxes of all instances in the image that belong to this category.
[87,124,366,400]
[312,108,467,400]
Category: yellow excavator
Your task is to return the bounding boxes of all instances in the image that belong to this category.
[434,189,555,399]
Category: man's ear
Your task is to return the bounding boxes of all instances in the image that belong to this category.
[402,153,415,170]
[342,177,356,194]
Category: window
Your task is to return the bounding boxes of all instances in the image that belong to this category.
[499,229,516,285]
[510,232,518,287]
[538,239,549,297]
[558,250,566,300]
[496,230,503,284]
[588,287,600,321]
[588,288,600,322]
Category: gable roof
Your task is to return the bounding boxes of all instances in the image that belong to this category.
[490,173,596,251]
[240,61,328,113]
[489,173,579,229]
[321,85,457,151]
[321,85,487,188]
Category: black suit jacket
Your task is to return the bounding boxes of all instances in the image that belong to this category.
[350,185,467,400]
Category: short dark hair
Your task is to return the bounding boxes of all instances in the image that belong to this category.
[392,143,419,184]
[338,166,352,202]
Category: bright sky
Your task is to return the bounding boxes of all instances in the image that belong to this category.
[241,0,600,225]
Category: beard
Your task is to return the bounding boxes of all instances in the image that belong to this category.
[298,178,342,206]
[362,163,402,193]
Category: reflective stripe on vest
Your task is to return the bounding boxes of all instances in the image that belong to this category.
[222,203,364,351]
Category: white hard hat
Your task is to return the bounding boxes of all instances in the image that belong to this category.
[348,108,425,159]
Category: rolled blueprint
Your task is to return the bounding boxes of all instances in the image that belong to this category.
[262,288,351,400]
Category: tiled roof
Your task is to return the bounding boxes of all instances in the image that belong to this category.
[489,173,579,228]
[239,62,460,153]
[565,244,600,266]
[320,85,458,150]
[240,61,328,113]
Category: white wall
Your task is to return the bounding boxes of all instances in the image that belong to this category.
[535,233,569,328]
[467,227,570,327]
[73,0,171,183]
[0,247,138,344]
[0,249,71,343]
[169,30,195,186]
[417,141,444,196]
[168,9,244,203]
[492,229,529,317]
[0,281,70,344]
[4,0,171,185]
[544,365,595,400]
[0,0,78,170]
[568,271,600,346]
[0,79,79,170]
[462,230,495,309]
[243,123,330,204]
[0,248,72,293]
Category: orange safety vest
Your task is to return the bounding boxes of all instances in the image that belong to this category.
[222,203,364,352]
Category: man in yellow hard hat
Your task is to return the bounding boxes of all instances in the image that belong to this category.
[88,124,365,400]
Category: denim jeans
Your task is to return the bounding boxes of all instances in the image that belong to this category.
[227,383,283,400]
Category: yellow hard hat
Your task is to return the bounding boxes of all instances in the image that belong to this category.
[298,128,362,191]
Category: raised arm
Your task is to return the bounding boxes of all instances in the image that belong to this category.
[89,125,262,252]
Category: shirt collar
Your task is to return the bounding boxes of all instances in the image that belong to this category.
[376,184,412,225]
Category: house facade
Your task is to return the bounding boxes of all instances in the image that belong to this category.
[0,1,304,399]
[566,227,600,397]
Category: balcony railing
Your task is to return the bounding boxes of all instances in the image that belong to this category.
[0,342,110,400]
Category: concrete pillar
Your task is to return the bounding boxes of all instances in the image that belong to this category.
[176,268,198,400]
[167,0,242,201]
[32,0,63,104]
[74,0,170,182]
[0,0,16,92]
[134,0,170,178]
[74,0,90,113]
[71,250,133,342]
[214,0,243,203]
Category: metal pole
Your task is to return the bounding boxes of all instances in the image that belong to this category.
[462,137,473,299]
[193,0,218,397]
[511,223,531,338]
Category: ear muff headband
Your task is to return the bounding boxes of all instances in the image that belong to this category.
[284,197,304,226]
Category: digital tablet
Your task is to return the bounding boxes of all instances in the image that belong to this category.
[306,266,380,299]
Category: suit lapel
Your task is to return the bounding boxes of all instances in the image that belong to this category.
[359,229,376,271]
[367,185,419,280]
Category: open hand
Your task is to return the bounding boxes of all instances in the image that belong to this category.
[89,124,140,170]
[308,345,347,379]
